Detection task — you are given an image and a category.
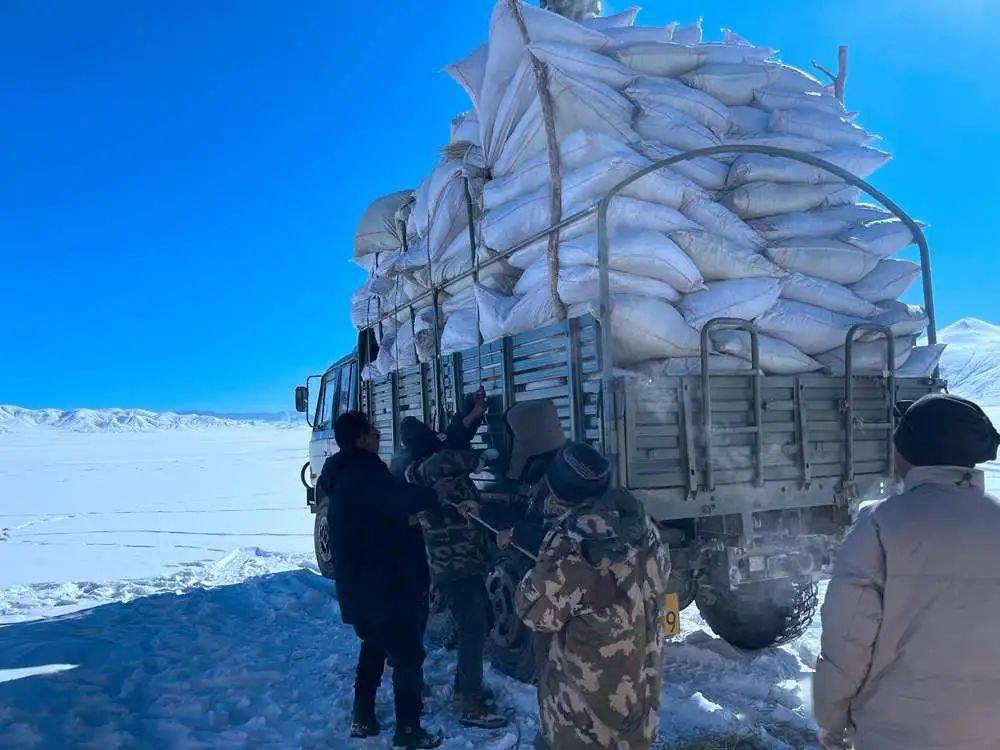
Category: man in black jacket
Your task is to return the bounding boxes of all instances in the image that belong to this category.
[317,411,442,749]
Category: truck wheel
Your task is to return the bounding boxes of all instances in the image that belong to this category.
[313,498,337,581]
[695,578,818,650]
[425,585,459,649]
[484,550,537,683]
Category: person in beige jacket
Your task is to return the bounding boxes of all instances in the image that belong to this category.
[813,393,1000,750]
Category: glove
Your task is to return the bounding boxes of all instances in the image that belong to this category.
[817,728,851,750]
[477,448,500,472]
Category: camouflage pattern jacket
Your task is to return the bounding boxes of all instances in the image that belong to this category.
[406,448,489,586]
[515,491,670,750]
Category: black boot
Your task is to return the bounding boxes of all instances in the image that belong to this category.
[459,700,508,729]
[350,691,380,738]
[392,725,443,749]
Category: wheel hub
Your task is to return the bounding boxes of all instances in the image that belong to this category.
[486,564,522,648]
[317,516,332,563]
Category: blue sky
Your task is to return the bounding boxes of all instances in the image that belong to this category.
[2,1,998,412]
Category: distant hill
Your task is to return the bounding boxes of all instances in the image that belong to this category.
[0,406,305,433]
[935,318,1000,405]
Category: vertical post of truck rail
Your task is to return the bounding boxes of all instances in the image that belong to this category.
[596,193,618,485]
[844,323,895,487]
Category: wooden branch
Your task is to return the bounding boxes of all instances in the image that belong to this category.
[811,45,849,105]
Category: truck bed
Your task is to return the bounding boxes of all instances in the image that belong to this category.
[361,315,940,518]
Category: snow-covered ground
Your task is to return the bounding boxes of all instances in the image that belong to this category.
[2,351,998,749]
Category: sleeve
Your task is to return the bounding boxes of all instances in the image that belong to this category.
[443,412,480,450]
[366,464,439,519]
[812,507,886,732]
[511,522,548,556]
[514,528,589,633]
[415,450,480,485]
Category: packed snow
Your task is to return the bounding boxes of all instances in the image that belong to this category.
[933,318,1000,405]
[1,337,998,749]
[0,405,300,434]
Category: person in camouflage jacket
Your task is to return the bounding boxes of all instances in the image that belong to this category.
[515,441,670,750]
[396,388,508,730]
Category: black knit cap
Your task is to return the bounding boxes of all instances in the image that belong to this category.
[399,417,442,462]
[894,393,1000,468]
[546,441,611,504]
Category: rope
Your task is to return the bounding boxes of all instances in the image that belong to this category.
[445,500,539,563]
[508,0,566,321]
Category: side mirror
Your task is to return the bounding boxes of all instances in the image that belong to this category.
[294,385,309,414]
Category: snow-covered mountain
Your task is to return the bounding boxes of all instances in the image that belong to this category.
[0,406,305,433]
[936,318,1000,405]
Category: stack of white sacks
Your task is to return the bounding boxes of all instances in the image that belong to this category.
[351,1,944,380]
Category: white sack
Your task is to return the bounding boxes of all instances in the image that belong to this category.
[477,0,609,162]
[841,218,921,257]
[514,262,682,304]
[850,259,922,303]
[814,336,916,375]
[752,87,848,116]
[670,229,787,280]
[871,300,929,336]
[727,145,891,187]
[681,196,764,247]
[678,278,783,329]
[723,133,830,153]
[636,141,730,190]
[896,344,946,377]
[720,182,859,220]
[505,196,701,259]
[355,190,414,256]
[749,203,892,242]
[770,108,873,146]
[583,7,640,30]
[699,42,773,65]
[712,330,824,374]
[592,294,702,362]
[483,130,630,207]
[493,66,637,176]
[509,229,705,292]
[726,105,770,135]
[602,26,674,46]
[756,299,867,354]
[441,307,481,354]
[780,272,878,317]
[625,76,731,135]
[672,19,703,45]
[612,41,704,77]
[635,105,721,152]
[483,154,695,250]
[444,44,488,115]
[765,237,880,284]
[662,355,752,375]
[528,42,636,90]
[681,63,783,106]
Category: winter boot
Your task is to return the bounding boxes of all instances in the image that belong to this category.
[459,701,509,730]
[391,725,444,749]
[350,691,380,738]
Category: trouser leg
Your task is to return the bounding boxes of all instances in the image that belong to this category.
[447,576,488,707]
[383,617,427,730]
[354,636,386,721]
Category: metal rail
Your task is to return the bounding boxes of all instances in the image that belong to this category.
[699,318,764,492]
[842,323,896,488]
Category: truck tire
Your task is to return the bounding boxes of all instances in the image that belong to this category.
[484,550,537,683]
[695,578,818,651]
[313,498,337,581]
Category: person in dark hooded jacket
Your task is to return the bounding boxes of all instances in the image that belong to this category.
[317,410,443,749]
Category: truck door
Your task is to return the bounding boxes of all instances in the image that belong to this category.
[308,360,359,483]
